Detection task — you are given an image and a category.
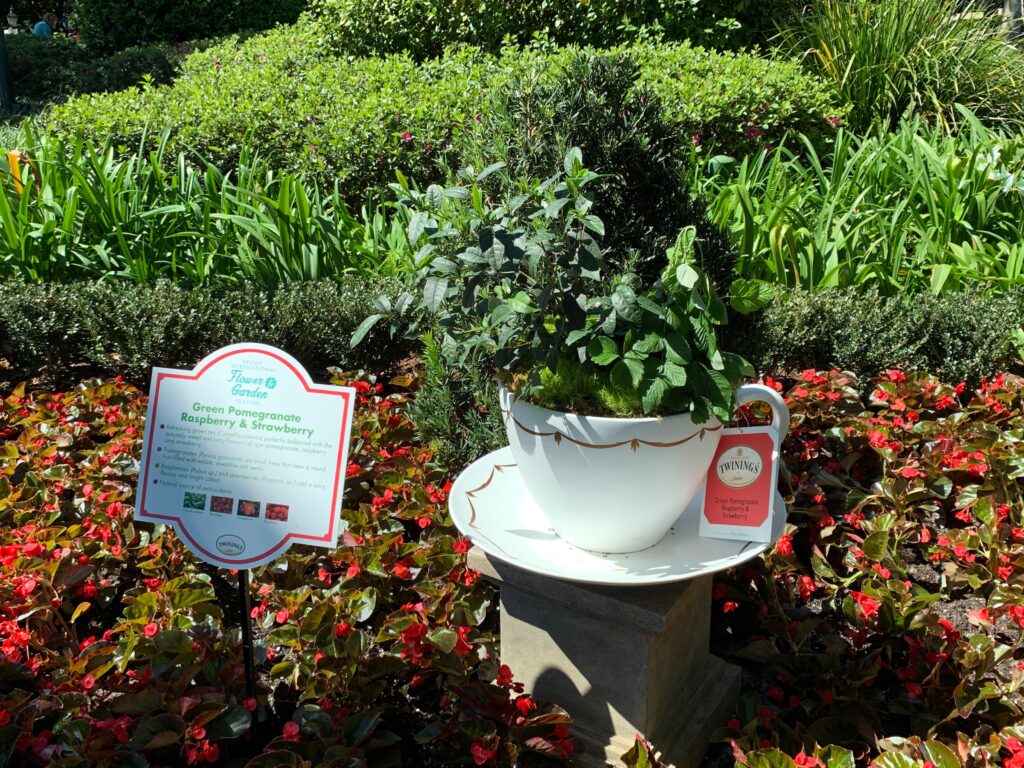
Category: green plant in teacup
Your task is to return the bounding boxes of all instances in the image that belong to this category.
[354,149,788,553]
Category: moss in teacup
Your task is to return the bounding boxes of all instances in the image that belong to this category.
[529,358,643,417]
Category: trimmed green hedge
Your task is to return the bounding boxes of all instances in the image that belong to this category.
[0,278,407,385]
[41,28,840,196]
[304,0,787,57]
[727,286,1024,385]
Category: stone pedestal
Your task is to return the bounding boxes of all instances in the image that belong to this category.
[469,549,741,768]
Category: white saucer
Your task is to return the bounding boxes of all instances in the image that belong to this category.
[449,447,787,586]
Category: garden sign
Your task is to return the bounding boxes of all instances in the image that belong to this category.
[137,343,356,569]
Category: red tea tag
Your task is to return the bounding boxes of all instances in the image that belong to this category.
[699,426,780,543]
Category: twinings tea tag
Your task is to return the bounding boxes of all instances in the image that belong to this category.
[699,426,780,543]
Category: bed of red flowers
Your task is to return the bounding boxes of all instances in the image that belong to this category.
[704,371,1024,768]
[0,373,571,768]
[2,369,1024,768]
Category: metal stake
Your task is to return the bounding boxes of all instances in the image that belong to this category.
[237,569,256,701]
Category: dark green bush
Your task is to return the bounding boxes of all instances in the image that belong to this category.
[4,34,204,105]
[0,278,407,385]
[728,286,1024,385]
[42,30,839,196]
[457,50,691,276]
[70,0,304,52]
[304,0,787,57]
[405,333,505,474]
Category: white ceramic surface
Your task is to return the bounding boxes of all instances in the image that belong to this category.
[450,447,787,586]
[499,384,789,553]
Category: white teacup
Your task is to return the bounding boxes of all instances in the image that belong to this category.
[499,384,790,553]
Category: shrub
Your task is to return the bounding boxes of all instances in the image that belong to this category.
[632,42,843,156]
[700,113,1024,296]
[70,0,305,52]
[3,34,208,106]
[456,50,692,276]
[304,0,787,57]
[42,30,840,196]
[404,332,506,473]
[727,285,1024,385]
[777,0,1024,131]
[0,278,407,385]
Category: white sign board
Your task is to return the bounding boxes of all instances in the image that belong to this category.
[137,344,356,568]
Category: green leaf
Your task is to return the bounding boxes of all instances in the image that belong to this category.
[587,337,619,366]
[427,627,457,654]
[664,334,692,364]
[111,688,164,715]
[729,278,775,314]
[299,602,335,642]
[632,333,663,355]
[862,530,889,562]
[507,292,537,314]
[870,754,917,768]
[565,329,590,346]
[349,588,377,623]
[564,147,583,174]
[620,737,657,768]
[747,750,798,768]
[819,745,855,768]
[422,276,449,313]
[640,377,669,414]
[920,741,960,768]
[129,714,185,750]
[205,705,252,740]
[166,589,214,610]
[661,361,688,387]
[611,359,643,390]
[676,263,700,290]
[349,314,382,348]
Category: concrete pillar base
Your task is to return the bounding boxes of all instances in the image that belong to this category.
[469,549,741,768]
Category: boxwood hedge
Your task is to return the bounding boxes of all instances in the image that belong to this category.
[40,27,841,197]
[727,286,1024,386]
[0,278,408,387]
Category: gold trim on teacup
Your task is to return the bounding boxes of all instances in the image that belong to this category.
[465,462,517,526]
[502,409,721,450]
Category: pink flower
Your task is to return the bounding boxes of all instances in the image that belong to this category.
[282,721,300,741]
[850,591,881,620]
[401,131,413,143]
[143,622,158,638]
[775,534,794,557]
[515,696,536,715]
[471,740,497,765]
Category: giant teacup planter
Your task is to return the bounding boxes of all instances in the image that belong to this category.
[498,384,790,554]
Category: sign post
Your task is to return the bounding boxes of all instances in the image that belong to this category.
[136,343,356,699]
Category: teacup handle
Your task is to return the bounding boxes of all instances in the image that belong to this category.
[735,384,790,442]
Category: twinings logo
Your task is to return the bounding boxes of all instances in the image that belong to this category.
[716,445,763,488]
[216,534,245,556]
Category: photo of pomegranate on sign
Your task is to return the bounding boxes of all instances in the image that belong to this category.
[136,343,356,568]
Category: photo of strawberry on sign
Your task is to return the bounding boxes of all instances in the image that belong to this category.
[699,426,781,544]
[136,343,356,568]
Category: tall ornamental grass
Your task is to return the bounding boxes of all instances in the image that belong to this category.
[0,128,415,287]
[777,0,1024,131]
[701,109,1024,295]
